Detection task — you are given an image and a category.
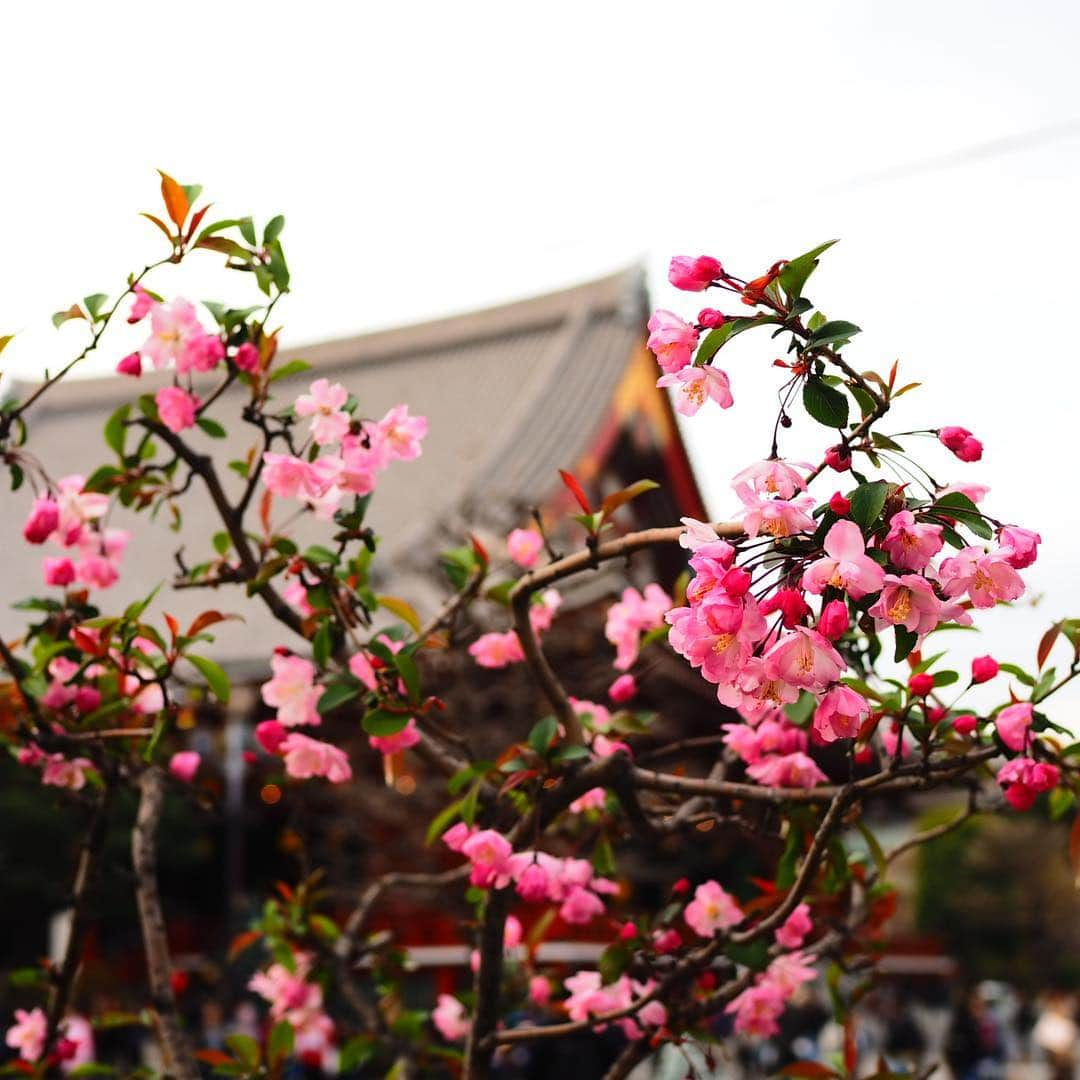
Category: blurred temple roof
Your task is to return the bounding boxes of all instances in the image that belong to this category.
[2,268,704,675]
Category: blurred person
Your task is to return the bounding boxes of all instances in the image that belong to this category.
[944,988,1004,1080]
[1032,992,1078,1080]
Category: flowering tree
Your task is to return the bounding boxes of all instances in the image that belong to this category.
[1,176,1076,1080]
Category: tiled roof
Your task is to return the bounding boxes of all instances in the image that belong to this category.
[3,269,677,672]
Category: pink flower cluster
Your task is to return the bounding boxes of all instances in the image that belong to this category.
[262,389,426,517]
[726,950,817,1036]
[663,452,1040,778]
[563,970,667,1039]
[996,757,1060,810]
[605,583,671,671]
[127,295,224,376]
[23,475,129,590]
[647,308,733,418]
[248,951,333,1040]
[443,825,618,925]
[469,589,562,669]
[257,653,351,783]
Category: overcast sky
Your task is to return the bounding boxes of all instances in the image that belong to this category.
[4,0,1079,709]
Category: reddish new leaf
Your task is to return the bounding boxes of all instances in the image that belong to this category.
[1070,815,1080,887]
[184,203,211,245]
[187,610,241,638]
[227,929,262,960]
[779,1063,838,1079]
[196,1050,237,1067]
[158,170,190,230]
[600,478,660,517]
[139,212,174,243]
[260,489,274,536]
[559,469,592,513]
[1038,622,1061,670]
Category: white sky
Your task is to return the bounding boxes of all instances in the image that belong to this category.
[3,0,1080,711]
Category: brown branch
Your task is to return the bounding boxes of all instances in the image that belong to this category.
[463,885,512,1079]
[508,521,743,744]
[883,788,978,869]
[132,767,197,1080]
[44,784,111,1055]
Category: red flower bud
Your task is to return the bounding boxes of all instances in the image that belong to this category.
[721,567,752,598]
[829,491,851,516]
[971,655,999,684]
[952,714,978,736]
[672,877,691,896]
[824,445,852,472]
[698,308,726,328]
[908,672,935,696]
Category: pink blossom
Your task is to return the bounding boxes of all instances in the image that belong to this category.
[347,650,378,691]
[432,995,470,1041]
[746,752,828,788]
[569,787,607,814]
[41,754,95,790]
[760,588,811,629]
[261,653,321,727]
[802,521,885,600]
[376,404,427,462]
[123,677,165,715]
[732,459,808,501]
[283,579,315,617]
[469,630,524,668]
[764,627,845,692]
[880,723,914,759]
[739,494,816,539]
[657,364,733,416]
[938,546,1025,608]
[248,952,329,1036]
[442,822,475,853]
[369,717,421,756]
[605,584,672,670]
[6,1007,46,1062]
[570,697,613,732]
[127,284,154,324]
[939,426,983,462]
[997,757,1060,810]
[155,386,199,433]
[869,574,944,638]
[998,526,1041,569]
[23,496,60,543]
[529,588,562,633]
[54,475,109,546]
[142,298,222,374]
[679,517,736,559]
[882,510,944,571]
[766,950,817,995]
[461,829,515,889]
[168,751,201,783]
[775,903,813,949]
[814,685,870,742]
[43,557,76,586]
[255,719,287,754]
[507,527,544,569]
[516,861,551,902]
[261,452,343,501]
[234,342,261,372]
[280,733,352,783]
[564,971,614,1023]
[560,885,607,924]
[726,983,786,1037]
[116,351,143,377]
[818,599,849,640]
[608,674,637,703]
[995,702,1033,751]
[668,254,723,291]
[529,976,552,1007]
[646,309,699,373]
[295,379,350,446]
[685,880,743,938]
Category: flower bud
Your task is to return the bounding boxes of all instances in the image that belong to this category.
[971,655,999,684]
[234,342,261,373]
[818,599,849,640]
[698,308,726,328]
[255,719,287,754]
[720,567,752,598]
[908,672,935,696]
[23,497,59,544]
[608,674,637,704]
[668,255,723,291]
[829,491,851,516]
[824,445,852,472]
[116,352,142,377]
[952,714,978,736]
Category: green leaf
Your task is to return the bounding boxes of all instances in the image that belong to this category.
[362,708,408,736]
[212,531,231,556]
[695,314,777,365]
[237,217,257,245]
[317,678,361,715]
[104,403,131,457]
[528,716,558,756]
[848,481,891,531]
[394,650,421,703]
[598,943,631,984]
[268,1021,294,1067]
[312,621,334,668]
[803,377,850,428]
[197,417,226,438]
[187,654,231,704]
[224,1034,260,1069]
[871,431,905,452]
[268,359,311,383]
[809,320,861,349]
[264,215,286,245]
[894,626,919,663]
[929,492,993,540]
[857,821,888,877]
[778,240,837,303]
